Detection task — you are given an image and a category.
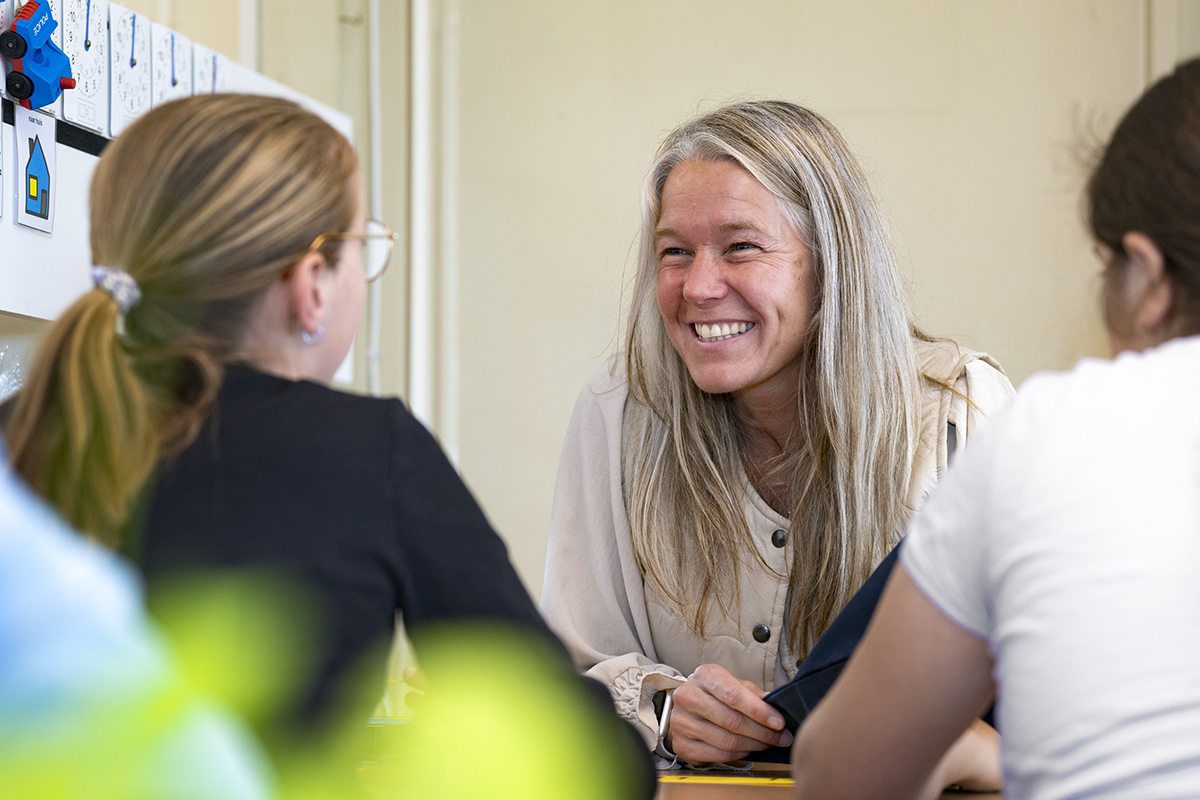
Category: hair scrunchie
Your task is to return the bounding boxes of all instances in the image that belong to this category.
[91,266,142,314]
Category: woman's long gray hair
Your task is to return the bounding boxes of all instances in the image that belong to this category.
[623,100,922,658]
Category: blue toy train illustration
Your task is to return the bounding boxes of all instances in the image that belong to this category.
[1,0,76,111]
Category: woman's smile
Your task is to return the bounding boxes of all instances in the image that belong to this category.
[693,321,755,342]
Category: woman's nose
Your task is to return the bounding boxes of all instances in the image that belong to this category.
[681,252,727,305]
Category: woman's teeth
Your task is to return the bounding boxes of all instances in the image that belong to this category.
[694,322,753,342]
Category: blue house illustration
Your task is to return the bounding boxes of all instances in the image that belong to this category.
[26,136,50,220]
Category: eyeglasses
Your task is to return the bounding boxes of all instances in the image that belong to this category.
[308,219,399,283]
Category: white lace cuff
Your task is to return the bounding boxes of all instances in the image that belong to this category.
[608,664,686,749]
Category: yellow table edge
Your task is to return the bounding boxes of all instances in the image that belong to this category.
[658,775,795,786]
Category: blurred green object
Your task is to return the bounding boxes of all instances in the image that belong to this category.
[2,521,643,800]
[378,623,641,800]
[0,439,273,800]
[362,718,414,763]
[0,681,271,800]
[149,570,323,728]
[147,577,643,799]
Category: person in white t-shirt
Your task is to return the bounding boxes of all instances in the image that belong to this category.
[789,58,1200,800]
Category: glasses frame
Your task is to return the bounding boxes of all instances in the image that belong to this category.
[308,219,399,283]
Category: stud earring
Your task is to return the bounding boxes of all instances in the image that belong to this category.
[301,325,325,346]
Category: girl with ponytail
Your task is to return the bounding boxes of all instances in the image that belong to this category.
[2,96,656,798]
[6,93,359,546]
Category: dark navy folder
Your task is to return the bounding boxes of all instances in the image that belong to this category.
[751,542,902,763]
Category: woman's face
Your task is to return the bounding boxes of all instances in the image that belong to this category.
[655,159,817,402]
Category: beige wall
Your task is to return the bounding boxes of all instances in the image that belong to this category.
[258,0,412,397]
[110,0,241,60]
[450,1,1150,598]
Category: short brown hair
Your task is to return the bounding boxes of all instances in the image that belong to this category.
[1088,57,1200,334]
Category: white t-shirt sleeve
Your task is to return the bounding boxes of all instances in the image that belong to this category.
[899,418,1001,642]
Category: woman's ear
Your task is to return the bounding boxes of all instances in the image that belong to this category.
[1121,231,1175,339]
[286,251,331,338]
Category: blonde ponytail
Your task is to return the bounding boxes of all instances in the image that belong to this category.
[6,291,158,545]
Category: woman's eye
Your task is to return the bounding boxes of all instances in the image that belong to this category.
[659,247,688,258]
[730,241,758,252]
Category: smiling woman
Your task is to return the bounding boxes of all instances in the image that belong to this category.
[540,100,1014,783]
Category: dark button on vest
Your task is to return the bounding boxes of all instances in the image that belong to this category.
[771,529,787,548]
[752,624,771,643]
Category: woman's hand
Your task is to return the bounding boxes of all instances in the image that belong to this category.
[666,663,793,764]
[921,719,1002,799]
